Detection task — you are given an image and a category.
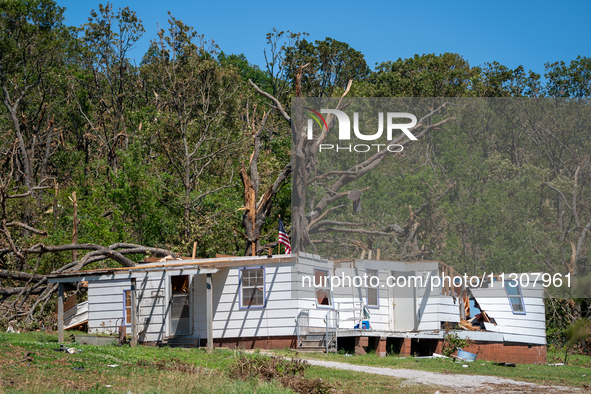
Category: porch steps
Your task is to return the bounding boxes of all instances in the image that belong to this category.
[296,333,337,353]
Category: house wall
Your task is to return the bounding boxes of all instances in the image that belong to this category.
[294,256,453,332]
[134,271,168,342]
[88,279,131,335]
[296,254,338,328]
[88,271,169,342]
[192,261,299,340]
[470,283,546,345]
[83,256,546,355]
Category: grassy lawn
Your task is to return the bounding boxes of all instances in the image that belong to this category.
[0,332,440,394]
[267,348,591,391]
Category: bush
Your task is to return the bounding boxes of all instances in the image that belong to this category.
[442,331,471,357]
[229,353,333,394]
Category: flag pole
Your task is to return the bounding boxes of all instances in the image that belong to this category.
[278,215,282,254]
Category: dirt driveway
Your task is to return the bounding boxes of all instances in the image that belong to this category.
[302,358,578,393]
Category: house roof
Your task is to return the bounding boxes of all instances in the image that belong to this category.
[47,254,296,281]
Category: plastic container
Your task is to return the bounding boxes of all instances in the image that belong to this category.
[457,349,477,361]
[354,320,370,330]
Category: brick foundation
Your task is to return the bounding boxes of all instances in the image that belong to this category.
[377,337,387,357]
[459,341,547,364]
[193,334,546,364]
[400,338,412,356]
[200,335,297,349]
[355,336,369,355]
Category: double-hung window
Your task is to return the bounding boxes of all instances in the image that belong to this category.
[241,268,265,308]
[505,280,526,314]
[366,269,379,308]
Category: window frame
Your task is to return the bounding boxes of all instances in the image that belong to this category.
[504,280,526,315]
[313,268,334,309]
[123,289,132,326]
[366,269,380,309]
[239,267,266,309]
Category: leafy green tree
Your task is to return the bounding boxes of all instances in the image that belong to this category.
[74,3,145,179]
[545,56,591,97]
[0,0,70,190]
[367,53,478,97]
[285,37,369,97]
[139,14,243,243]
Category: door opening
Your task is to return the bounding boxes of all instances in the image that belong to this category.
[170,275,190,336]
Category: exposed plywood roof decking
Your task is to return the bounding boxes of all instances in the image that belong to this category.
[47,254,295,281]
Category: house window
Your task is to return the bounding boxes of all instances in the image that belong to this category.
[123,290,132,325]
[314,269,332,307]
[241,268,265,308]
[366,269,379,308]
[505,280,526,314]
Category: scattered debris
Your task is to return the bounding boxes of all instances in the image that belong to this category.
[457,349,477,361]
[52,344,82,354]
[107,364,119,368]
[462,364,469,368]
[136,358,208,374]
[494,362,516,367]
[18,352,34,363]
[6,321,20,333]
[548,363,565,366]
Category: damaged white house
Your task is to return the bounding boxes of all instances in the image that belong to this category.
[48,252,547,364]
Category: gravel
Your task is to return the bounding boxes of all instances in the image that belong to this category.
[301,358,578,393]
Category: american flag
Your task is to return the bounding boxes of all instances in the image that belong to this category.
[278,218,291,254]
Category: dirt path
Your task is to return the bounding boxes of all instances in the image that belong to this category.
[300,358,578,393]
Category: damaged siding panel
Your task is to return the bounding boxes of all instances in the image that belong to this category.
[503,333,546,345]
[471,287,546,345]
[479,303,545,314]
[493,323,546,336]
[484,311,546,322]
[438,296,461,323]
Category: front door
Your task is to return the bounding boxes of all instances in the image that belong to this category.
[389,271,416,331]
[170,275,191,336]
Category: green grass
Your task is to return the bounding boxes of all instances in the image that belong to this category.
[0,332,439,394]
[0,332,290,394]
[267,348,591,390]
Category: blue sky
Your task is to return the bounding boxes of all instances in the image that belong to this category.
[58,0,590,75]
